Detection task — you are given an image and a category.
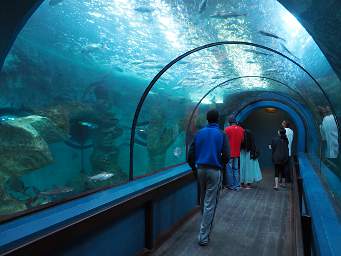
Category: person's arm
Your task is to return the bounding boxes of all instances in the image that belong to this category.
[221,133,230,166]
[187,140,197,177]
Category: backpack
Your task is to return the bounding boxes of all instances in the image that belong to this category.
[273,138,289,164]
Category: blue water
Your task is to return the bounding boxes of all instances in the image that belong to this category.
[0,0,341,218]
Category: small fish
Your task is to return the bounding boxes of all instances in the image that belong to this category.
[79,121,98,129]
[198,0,208,14]
[88,172,115,182]
[244,49,271,56]
[0,115,16,122]
[40,186,74,196]
[173,147,182,158]
[210,12,247,19]
[114,66,124,72]
[49,0,63,6]
[134,6,155,13]
[259,30,286,42]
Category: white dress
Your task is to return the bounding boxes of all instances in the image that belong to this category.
[285,128,294,157]
[320,114,339,158]
[240,150,262,183]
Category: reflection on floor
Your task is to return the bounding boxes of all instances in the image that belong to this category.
[152,169,292,256]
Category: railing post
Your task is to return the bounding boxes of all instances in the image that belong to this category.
[297,177,303,215]
[301,214,312,256]
[145,201,154,250]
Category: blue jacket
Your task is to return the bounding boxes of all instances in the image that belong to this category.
[187,123,230,170]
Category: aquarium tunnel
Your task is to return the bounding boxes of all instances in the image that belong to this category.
[1,0,341,255]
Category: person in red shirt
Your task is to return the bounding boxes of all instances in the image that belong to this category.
[224,116,244,190]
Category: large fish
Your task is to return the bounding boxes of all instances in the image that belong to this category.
[49,0,64,6]
[198,0,208,14]
[88,172,115,182]
[244,49,271,56]
[259,30,286,42]
[40,186,74,196]
[134,6,155,13]
[210,12,247,19]
[280,43,299,60]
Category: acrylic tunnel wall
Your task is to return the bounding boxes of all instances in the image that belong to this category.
[0,0,341,225]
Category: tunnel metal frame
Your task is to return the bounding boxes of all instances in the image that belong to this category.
[129,41,338,181]
[184,75,312,154]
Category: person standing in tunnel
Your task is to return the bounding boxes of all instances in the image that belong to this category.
[187,109,230,246]
[224,116,244,191]
[282,120,294,184]
[270,127,289,190]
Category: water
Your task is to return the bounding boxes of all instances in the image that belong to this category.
[0,0,341,219]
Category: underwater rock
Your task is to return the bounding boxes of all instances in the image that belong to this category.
[0,119,53,176]
[36,105,70,134]
[146,110,179,171]
[6,115,67,143]
[90,115,123,173]
[0,198,27,216]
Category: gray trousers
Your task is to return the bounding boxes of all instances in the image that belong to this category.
[197,167,222,244]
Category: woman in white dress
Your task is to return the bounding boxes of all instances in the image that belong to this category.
[239,125,262,189]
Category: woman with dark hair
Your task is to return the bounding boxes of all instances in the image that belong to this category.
[239,124,262,189]
[270,127,289,190]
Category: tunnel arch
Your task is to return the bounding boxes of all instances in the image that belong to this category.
[235,100,308,153]
[183,75,311,153]
[129,41,336,179]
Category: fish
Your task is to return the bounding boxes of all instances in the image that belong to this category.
[88,172,115,182]
[259,30,286,42]
[40,186,74,196]
[49,0,63,6]
[134,6,155,13]
[173,147,182,158]
[280,43,299,60]
[79,121,98,129]
[81,43,104,54]
[244,49,271,56]
[0,115,16,122]
[138,63,164,69]
[198,0,208,13]
[136,129,147,140]
[210,12,247,19]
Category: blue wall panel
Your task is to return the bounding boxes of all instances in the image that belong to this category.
[62,208,145,256]
[153,181,197,241]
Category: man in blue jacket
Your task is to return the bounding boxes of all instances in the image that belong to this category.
[187,109,230,246]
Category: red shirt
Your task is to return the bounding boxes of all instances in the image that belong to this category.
[225,125,244,157]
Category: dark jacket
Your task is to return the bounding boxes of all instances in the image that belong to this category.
[271,135,289,164]
[187,123,230,171]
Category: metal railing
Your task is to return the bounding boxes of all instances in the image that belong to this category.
[293,156,314,256]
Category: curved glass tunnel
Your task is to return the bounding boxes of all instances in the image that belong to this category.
[0,0,341,244]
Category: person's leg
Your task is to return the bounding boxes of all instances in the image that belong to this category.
[197,168,207,214]
[231,158,240,190]
[198,169,221,245]
[226,158,234,189]
[274,164,279,190]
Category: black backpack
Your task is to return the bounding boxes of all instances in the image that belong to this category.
[273,138,289,164]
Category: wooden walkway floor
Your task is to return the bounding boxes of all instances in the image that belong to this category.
[152,169,293,256]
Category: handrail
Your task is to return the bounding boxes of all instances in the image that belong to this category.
[293,156,314,256]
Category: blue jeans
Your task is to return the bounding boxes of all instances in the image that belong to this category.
[227,157,240,190]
